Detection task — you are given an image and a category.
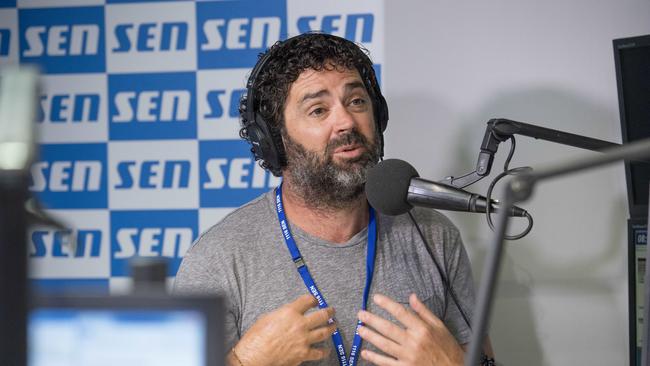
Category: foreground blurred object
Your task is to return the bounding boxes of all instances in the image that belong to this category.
[130,257,169,294]
[28,293,225,366]
[0,66,38,172]
[0,66,39,366]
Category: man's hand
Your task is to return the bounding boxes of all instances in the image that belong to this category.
[231,294,336,366]
[357,293,464,366]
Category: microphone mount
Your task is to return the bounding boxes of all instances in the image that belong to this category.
[439,118,620,188]
[438,118,623,240]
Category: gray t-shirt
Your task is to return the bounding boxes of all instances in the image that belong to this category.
[174,190,475,365]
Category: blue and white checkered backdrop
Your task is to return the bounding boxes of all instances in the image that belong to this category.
[0,0,384,294]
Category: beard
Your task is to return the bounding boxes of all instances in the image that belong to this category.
[282,129,380,210]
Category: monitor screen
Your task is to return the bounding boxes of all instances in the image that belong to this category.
[615,35,650,217]
[28,294,223,366]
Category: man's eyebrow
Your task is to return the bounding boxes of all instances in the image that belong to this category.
[299,81,367,105]
[345,81,366,93]
[299,89,329,105]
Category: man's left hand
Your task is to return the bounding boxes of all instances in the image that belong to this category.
[357,293,464,366]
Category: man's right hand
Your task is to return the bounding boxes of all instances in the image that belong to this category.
[230,294,336,366]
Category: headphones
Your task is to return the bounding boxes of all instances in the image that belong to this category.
[239,33,389,176]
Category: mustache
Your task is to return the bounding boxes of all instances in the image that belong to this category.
[324,130,372,156]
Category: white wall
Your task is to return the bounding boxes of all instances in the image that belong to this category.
[384,1,650,365]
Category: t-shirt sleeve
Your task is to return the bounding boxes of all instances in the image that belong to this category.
[173,238,242,351]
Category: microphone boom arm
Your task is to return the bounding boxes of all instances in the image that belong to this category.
[440,118,621,188]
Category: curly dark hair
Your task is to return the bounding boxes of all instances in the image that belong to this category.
[239,32,384,176]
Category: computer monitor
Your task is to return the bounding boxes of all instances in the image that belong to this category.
[28,294,224,366]
[614,34,650,218]
[615,34,650,366]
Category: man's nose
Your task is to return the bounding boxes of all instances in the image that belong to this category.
[331,104,356,134]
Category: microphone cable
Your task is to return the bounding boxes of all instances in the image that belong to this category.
[374,137,534,354]
[372,156,472,330]
[484,135,534,240]
[372,155,473,330]
[402,135,537,332]
[407,210,473,331]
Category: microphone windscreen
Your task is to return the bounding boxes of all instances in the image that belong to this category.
[365,159,419,216]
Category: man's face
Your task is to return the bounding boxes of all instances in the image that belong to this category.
[281,66,380,207]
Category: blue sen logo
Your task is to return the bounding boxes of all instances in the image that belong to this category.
[40,93,99,123]
[28,210,110,279]
[19,6,105,73]
[196,69,248,140]
[109,72,196,140]
[108,140,198,209]
[296,13,374,43]
[106,1,196,72]
[196,0,287,69]
[37,74,107,143]
[31,229,102,258]
[287,2,383,64]
[29,144,107,209]
[110,210,198,277]
[199,140,281,207]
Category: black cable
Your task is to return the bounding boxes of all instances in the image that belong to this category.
[378,154,471,329]
[484,136,534,240]
[407,210,473,331]
[375,155,472,326]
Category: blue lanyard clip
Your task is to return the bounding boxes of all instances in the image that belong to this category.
[293,256,306,269]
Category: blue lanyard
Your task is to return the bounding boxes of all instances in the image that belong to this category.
[275,185,377,366]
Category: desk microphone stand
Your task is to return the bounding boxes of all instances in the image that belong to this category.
[465,136,650,366]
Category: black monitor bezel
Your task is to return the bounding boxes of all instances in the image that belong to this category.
[613,34,650,218]
[28,293,224,366]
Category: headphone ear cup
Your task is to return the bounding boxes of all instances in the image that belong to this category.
[360,64,388,134]
[376,93,389,133]
[240,49,285,176]
[248,114,283,176]
[244,122,265,161]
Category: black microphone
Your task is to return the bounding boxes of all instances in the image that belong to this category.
[365,159,528,217]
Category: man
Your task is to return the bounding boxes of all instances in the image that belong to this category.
[174,33,492,365]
